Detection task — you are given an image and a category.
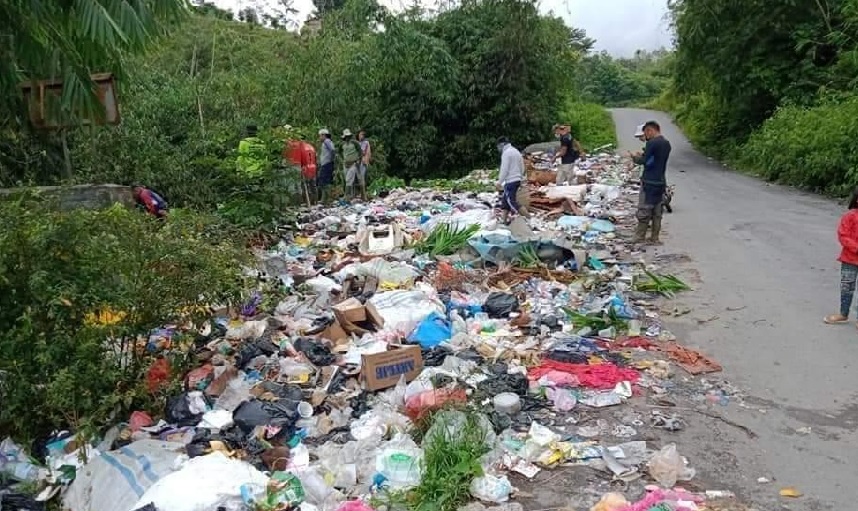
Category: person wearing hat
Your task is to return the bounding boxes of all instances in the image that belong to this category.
[341,128,364,200]
[496,136,527,224]
[552,124,585,185]
[317,128,336,203]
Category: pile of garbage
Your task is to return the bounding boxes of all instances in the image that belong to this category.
[1,152,744,511]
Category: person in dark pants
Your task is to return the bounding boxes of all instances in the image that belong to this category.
[632,121,671,244]
[825,187,858,326]
[496,136,527,224]
[317,128,336,203]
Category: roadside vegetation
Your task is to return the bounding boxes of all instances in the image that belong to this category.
[665,0,858,195]
[0,0,621,446]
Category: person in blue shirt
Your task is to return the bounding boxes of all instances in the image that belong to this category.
[632,121,671,244]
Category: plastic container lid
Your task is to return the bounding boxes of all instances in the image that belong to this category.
[493,392,522,415]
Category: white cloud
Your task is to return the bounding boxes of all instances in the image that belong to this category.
[210,0,673,56]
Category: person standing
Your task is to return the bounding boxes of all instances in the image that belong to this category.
[496,137,526,224]
[825,188,858,326]
[237,125,267,178]
[633,121,672,244]
[358,130,371,200]
[341,129,363,199]
[317,128,336,204]
[284,134,318,206]
[552,124,585,185]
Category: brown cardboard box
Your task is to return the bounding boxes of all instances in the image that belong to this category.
[361,345,424,391]
[333,299,385,336]
[333,298,367,323]
[316,319,348,345]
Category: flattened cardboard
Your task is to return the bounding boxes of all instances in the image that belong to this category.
[361,345,423,391]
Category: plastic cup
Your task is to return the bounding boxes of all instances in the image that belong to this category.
[297,401,313,418]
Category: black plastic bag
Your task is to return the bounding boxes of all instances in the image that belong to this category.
[165,392,209,427]
[483,292,519,318]
[478,373,528,396]
[233,399,298,433]
[0,490,46,511]
[456,348,485,364]
[235,342,265,369]
[293,338,336,366]
[421,346,451,367]
[256,381,303,402]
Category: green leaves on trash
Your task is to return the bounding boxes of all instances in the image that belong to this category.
[634,271,691,298]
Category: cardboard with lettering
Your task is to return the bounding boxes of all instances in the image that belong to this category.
[361,345,424,391]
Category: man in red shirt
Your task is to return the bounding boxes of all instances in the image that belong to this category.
[283,138,318,206]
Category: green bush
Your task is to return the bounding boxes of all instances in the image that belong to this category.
[0,200,247,442]
[559,101,617,150]
[740,96,858,194]
[2,0,583,198]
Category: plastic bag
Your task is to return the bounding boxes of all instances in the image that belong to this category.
[375,434,423,489]
[293,338,336,366]
[467,232,522,264]
[483,293,519,319]
[232,399,298,433]
[165,392,209,427]
[131,452,269,511]
[408,312,452,349]
[469,474,512,503]
[647,443,695,488]
[589,492,629,511]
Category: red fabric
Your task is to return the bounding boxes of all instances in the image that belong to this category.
[146,357,171,393]
[607,336,655,350]
[528,359,639,389]
[284,140,317,179]
[838,209,858,265]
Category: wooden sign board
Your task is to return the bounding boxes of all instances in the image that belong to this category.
[20,73,120,130]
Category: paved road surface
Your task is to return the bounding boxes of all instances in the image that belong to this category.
[611,109,858,511]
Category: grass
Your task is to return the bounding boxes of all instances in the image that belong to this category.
[373,408,492,511]
[412,410,492,511]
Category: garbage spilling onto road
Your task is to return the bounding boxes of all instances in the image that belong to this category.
[1,152,762,511]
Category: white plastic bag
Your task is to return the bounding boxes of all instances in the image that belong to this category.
[647,443,695,488]
[130,452,269,511]
[470,474,512,503]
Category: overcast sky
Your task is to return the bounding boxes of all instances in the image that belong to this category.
[213,0,673,57]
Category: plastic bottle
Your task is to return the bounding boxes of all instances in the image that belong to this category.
[0,460,45,482]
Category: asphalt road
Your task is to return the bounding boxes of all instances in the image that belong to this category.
[611,109,858,511]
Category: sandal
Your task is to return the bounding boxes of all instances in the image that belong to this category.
[824,314,849,324]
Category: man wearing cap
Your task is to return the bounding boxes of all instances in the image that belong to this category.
[496,137,527,224]
[317,128,336,203]
[633,120,672,244]
[341,129,364,200]
[552,124,585,185]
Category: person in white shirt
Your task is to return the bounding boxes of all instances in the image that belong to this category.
[495,136,526,224]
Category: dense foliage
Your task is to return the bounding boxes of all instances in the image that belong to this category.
[0,0,590,210]
[0,200,246,442]
[561,101,618,149]
[574,50,671,107]
[668,0,858,192]
[1,0,186,118]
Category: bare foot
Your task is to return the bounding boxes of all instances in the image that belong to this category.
[824,314,849,324]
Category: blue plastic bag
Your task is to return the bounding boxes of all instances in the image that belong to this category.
[408,312,452,348]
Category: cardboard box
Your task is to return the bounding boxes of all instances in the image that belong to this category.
[333,299,385,336]
[361,345,424,391]
[315,319,348,345]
